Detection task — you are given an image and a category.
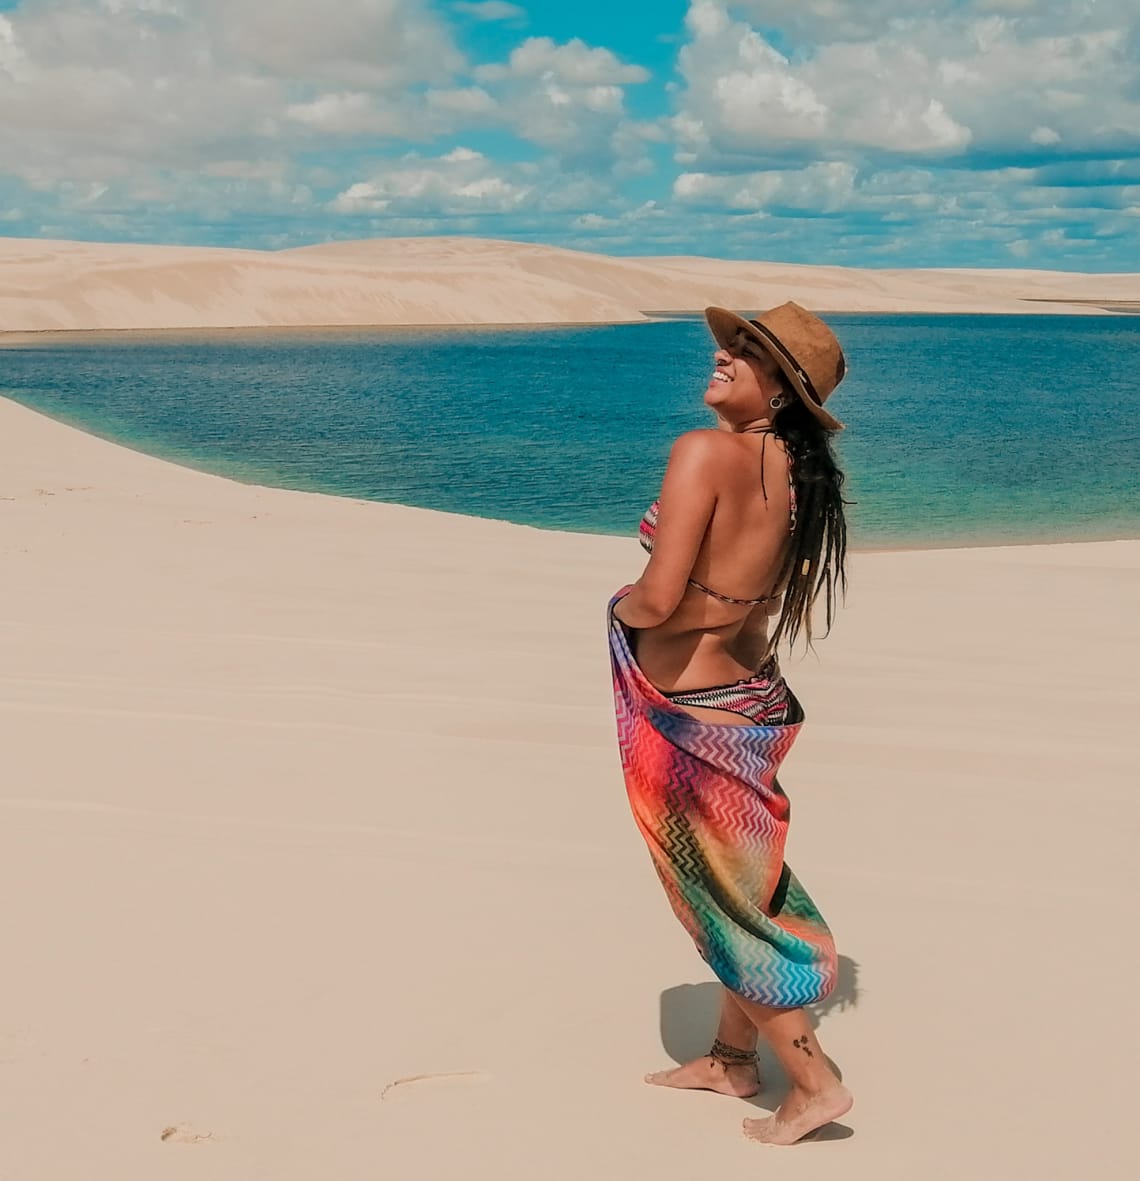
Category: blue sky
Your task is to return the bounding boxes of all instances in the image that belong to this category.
[1,0,1138,269]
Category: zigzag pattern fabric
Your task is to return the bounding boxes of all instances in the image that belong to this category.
[609,590,837,1008]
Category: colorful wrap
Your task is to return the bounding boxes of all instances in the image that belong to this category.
[609,590,837,1008]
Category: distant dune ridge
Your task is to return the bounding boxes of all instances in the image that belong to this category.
[2,236,1139,333]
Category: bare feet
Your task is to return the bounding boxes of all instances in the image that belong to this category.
[742,1082,852,1145]
[645,1055,761,1099]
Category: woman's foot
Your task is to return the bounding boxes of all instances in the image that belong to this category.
[741,1082,852,1145]
[645,1055,761,1098]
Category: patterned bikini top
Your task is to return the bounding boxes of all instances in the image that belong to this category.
[639,443,797,608]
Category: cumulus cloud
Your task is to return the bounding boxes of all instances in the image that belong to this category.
[285,92,409,136]
[0,0,464,185]
[330,147,534,215]
[677,1,969,159]
[0,4,662,249]
[659,152,1140,269]
[675,0,1140,165]
[0,7,654,217]
[659,0,1140,267]
[216,0,463,89]
[1030,126,1062,147]
[471,37,653,171]
[452,1,526,22]
[717,0,1120,50]
[475,36,650,85]
[674,162,857,212]
[2,0,1137,268]
[328,145,619,222]
[426,86,498,116]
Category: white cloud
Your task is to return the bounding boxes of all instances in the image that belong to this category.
[674,162,857,212]
[676,1,977,160]
[286,92,407,135]
[0,0,465,186]
[658,155,1140,269]
[675,0,1140,165]
[474,37,650,85]
[456,38,647,174]
[327,145,628,225]
[0,16,26,80]
[215,0,463,89]
[426,86,498,116]
[201,159,288,181]
[452,1,526,21]
[572,212,615,229]
[0,5,659,248]
[718,0,1122,46]
[469,37,653,172]
[2,0,1138,271]
[1030,126,1062,146]
[330,148,535,215]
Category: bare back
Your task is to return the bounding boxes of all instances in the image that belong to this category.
[633,430,794,692]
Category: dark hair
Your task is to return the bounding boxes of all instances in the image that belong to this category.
[768,394,849,652]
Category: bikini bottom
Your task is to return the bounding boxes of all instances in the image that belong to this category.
[661,656,791,725]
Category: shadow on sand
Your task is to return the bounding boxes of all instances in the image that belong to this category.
[653,956,860,1135]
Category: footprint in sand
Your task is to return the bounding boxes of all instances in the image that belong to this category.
[160,1123,215,1144]
[381,1071,489,1102]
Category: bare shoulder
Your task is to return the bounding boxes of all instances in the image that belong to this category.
[668,428,744,466]
[670,427,778,478]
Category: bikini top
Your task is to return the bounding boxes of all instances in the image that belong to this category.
[638,438,797,608]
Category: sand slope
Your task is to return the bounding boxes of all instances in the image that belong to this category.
[3,235,1140,333]
[1,395,1137,1178]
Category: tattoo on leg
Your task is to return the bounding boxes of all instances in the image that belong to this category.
[793,1035,814,1058]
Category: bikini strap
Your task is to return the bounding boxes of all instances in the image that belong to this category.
[685,576,774,607]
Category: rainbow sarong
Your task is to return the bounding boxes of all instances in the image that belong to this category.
[609,591,837,1008]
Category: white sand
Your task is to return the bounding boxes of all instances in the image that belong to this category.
[2,395,1137,1178]
[3,235,1140,333]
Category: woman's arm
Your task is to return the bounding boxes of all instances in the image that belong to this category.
[612,431,721,629]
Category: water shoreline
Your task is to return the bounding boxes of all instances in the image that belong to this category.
[4,394,1136,554]
[0,297,1131,347]
[4,311,1135,556]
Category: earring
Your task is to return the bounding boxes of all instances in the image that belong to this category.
[770,396,786,410]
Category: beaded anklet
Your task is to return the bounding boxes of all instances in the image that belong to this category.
[709,1038,758,1069]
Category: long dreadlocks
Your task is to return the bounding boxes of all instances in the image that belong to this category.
[734,334,850,651]
[768,398,849,650]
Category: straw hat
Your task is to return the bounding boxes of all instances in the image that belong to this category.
[705,302,847,431]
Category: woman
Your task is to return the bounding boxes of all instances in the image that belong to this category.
[608,301,852,1146]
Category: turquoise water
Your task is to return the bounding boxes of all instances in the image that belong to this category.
[2,314,1138,548]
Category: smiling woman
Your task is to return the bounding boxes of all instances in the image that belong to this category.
[609,301,855,1146]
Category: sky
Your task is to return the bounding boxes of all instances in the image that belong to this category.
[1,0,1139,269]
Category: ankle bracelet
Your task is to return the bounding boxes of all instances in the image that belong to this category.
[709,1037,757,1068]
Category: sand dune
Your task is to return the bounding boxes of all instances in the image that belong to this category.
[3,235,1140,333]
[2,394,1137,1178]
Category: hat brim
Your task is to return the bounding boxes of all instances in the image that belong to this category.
[704,306,845,432]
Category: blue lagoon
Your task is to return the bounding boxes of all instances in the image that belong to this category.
[3,314,1138,549]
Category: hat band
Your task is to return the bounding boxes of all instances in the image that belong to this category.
[749,319,823,407]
